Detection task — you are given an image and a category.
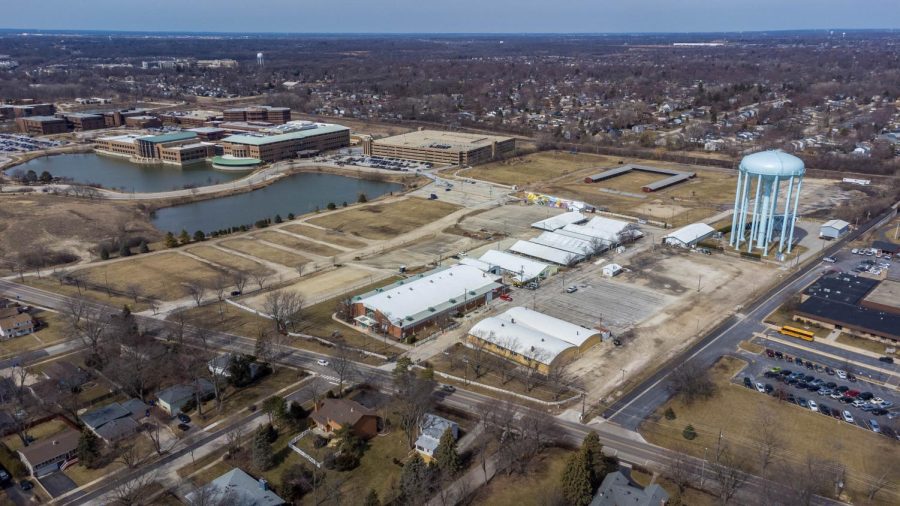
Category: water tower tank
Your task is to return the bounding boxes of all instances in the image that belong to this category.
[729,150,805,257]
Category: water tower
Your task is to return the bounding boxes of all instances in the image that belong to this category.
[729,150,805,257]
[256,52,264,66]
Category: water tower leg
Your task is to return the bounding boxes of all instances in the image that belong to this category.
[748,175,763,253]
[787,177,803,253]
[737,170,751,247]
[730,170,743,247]
[778,176,795,254]
[763,176,780,255]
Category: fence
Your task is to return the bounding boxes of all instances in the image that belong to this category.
[288,429,322,468]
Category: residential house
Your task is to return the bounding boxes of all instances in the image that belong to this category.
[590,470,669,506]
[0,311,35,339]
[156,379,215,415]
[80,398,148,443]
[17,429,80,477]
[310,398,379,440]
[207,353,263,379]
[41,361,91,391]
[184,468,285,505]
[414,413,459,461]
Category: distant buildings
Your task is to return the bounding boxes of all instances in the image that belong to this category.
[363,130,516,166]
[223,105,291,124]
[15,116,67,136]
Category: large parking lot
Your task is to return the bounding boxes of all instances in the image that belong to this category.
[0,133,64,153]
[739,345,899,439]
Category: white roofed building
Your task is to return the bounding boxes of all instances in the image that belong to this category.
[819,219,850,239]
[529,231,600,256]
[559,216,642,246]
[531,211,587,231]
[509,240,583,265]
[663,223,716,248]
[478,249,555,284]
[351,265,503,340]
[468,307,604,374]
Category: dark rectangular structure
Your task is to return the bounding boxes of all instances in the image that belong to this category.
[794,274,899,343]
[584,163,696,192]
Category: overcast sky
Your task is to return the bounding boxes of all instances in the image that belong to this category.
[4,0,899,33]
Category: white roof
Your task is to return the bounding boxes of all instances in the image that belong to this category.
[459,257,493,272]
[531,211,587,231]
[356,265,500,327]
[663,223,716,245]
[509,240,582,265]
[561,216,642,245]
[822,219,849,230]
[530,231,598,256]
[479,249,550,282]
[469,307,602,365]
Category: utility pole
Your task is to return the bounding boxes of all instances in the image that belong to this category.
[580,393,586,421]
[700,447,708,488]
[697,274,701,292]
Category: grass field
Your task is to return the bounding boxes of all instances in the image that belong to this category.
[836,333,896,356]
[640,357,900,505]
[185,245,273,276]
[219,239,309,267]
[21,276,149,311]
[462,151,620,186]
[307,198,461,240]
[253,230,343,257]
[469,446,570,505]
[281,224,368,249]
[78,253,226,301]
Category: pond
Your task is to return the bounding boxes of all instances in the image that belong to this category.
[5,153,246,193]
[152,172,403,233]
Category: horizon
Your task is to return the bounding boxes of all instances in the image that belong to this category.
[3,0,899,34]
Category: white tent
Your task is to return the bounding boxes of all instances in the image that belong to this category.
[479,249,551,283]
[509,240,582,265]
[531,211,587,231]
[529,231,599,256]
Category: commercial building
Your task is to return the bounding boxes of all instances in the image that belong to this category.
[793,274,900,343]
[123,115,162,129]
[220,122,349,162]
[819,219,850,239]
[158,110,221,127]
[0,102,55,120]
[351,264,503,340]
[101,108,155,127]
[468,307,605,374]
[363,130,516,166]
[531,211,587,231]
[63,112,105,131]
[477,249,555,284]
[187,126,227,141]
[15,116,68,135]
[95,131,214,166]
[223,105,291,124]
[17,429,80,477]
[556,216,643,247]
[663,223,716,248]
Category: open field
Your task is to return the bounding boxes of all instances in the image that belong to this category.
[218,239,309,267]
[242,266,384,310]
[459,151,621,186]
[77,253,225,300]
[253,230,343,257]
[281,223,368,249]
[307,198,461,240]
[184,245,272,275]
[640,357,900,505]
[468,446,570,505]
[20,276,150,311]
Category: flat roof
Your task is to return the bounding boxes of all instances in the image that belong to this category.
[97,134,140,143]
[222,123,348,146]
[211,155,262,167]
[509,240,582,265]
[478,249,551,282]
[531,211,587,231]
[138,131,198,144]
[822,219,850,230]
[863,280,900,311]
[20,115,64,122]
[373,130,514,152]
[354,265,502,328]
[797,297,899,340]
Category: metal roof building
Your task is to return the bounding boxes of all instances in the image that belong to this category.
[663,223,716,247]
[531,211,587,231]
[529,231,598,256]
[509,240,583,265]
[819,219,849,239]
[479,249,554,283]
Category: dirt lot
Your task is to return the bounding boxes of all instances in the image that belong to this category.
[281,223,369,249]
[641,357,900,505]
[0,194,158,274]
[307,197,462,240]
[459,151,621,186]
[252,230,343,257]
[218,238,309,268]
[75,252,226,300]
[241,265,385,311]
[185,245,273,275]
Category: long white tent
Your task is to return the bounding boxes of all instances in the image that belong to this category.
[529,231,599,256]
[509,240,582,265]
[478,249,552,283]
[531,211,587,231]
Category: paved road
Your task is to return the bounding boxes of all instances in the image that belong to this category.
[602,206,898,430]
[0,279,844,506]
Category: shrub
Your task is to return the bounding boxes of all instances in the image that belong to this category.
[313,435,328,449]
[138,240,150,253]
[682,424,697,440]
[99,247,110,260]
[255,220,269,229]
[326,202,337,210]
[358,193,368,203]
[274,214,283,224]
[287,213,295,220]
[664,407,676,420]
[193,230,206,242]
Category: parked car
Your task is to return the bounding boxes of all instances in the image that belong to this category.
[836,369,847,379]
[766,349,775,358]
[755,382,766,393]
[499,293,513,301]
[825,367,835,376]
[230,290,242,297]
[177,413,191,424]
[798,398,809,408]
[852,399,867,408]
[566,285,578,293]
[19,480,33,491]
[819,404,831,416]
[177,423,190,431]
[316,358,330,367]
[868,419,881,433]
[808,400,818,412]
[870,408,889,416]
[842,411,855,423]
[764,384,774,394]
[878,356,895,364]
[743,377,753,388]
[858,392,874,400]
[0,465,9,484]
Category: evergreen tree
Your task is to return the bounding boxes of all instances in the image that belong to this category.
[326,202,337,210]
[119,242,132,257]
[179,229,191,245]
[39,171,53,183]
[287,213,295,220]
[399,453,430,504]
[76,429,101,468]
[358,193,368,203]
[582,431,603,487]
[252,426,275,471]
[274,214,283,224]
[561,449,593,506]
[433,427,461,476]
[164,232,178,248]
[362,489,380,506]
[99,246,110,260]
[138,240,150,253]
[193,230,205,242]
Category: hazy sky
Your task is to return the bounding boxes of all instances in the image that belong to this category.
[4,0,899,33]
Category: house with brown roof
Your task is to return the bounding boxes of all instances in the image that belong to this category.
[0,312,36,339]
[17,429,80,477]
[310,398,379,440]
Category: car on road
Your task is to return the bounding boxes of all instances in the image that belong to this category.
[808,400,818,412]
[755,382,766,393]
[177,423,190,431]
[177,413,191,424]
[868,419,881,433]
[842,411,855,423]
[440,384,456,393]
[823,256,836,263]
[878,356,895,364]
[566,285,578,293]
[19,480,33,491]
[316,359,330,367]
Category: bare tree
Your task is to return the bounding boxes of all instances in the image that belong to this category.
[753,405,784,476]
[665,448,700,498]
[252,271,270,292]
[125,283,143,305]
[212,275,229,320]
[108,470,160,505]
[468,332,493,379]
[545,356,577,400]
[776,454,832,506]
[115,441,144,469]
[332,341,358,394]
[231,269,249,294]
[225,425,245,457]
[521,348,550,392]
[393,364,436,449]
[668,361,716,405]
[262,290,304,332]
[186,281,207,307]
[710,442,750,505]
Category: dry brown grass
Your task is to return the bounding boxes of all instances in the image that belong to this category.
[307,198,462,240]
[461,151,620,186]
[77,253,225,300]
[836,333,896,356]
[185,245,272,275]
[20,276,150,311]
[281,223,368,249]
[218,239,309,267]
[738,340,765,354]
[640,357,900,505]
[253,230,343,257]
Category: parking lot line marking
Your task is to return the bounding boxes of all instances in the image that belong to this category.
[764,335,899,384]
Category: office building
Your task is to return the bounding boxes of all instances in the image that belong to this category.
[222,105,291,124]
[363,130,516,166]
[15,116,68,135]
[220,122,349,162]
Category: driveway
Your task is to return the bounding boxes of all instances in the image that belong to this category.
[39,472,77,498]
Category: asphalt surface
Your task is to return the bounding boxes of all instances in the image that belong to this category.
[602,207,898,430]
[0,278,845,506]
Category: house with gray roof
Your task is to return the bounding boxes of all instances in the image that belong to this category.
[156,379,214,415]
[80,398,147,443]
[590,470,669,506]
[414,413,459,461]
[185,468,285,505]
